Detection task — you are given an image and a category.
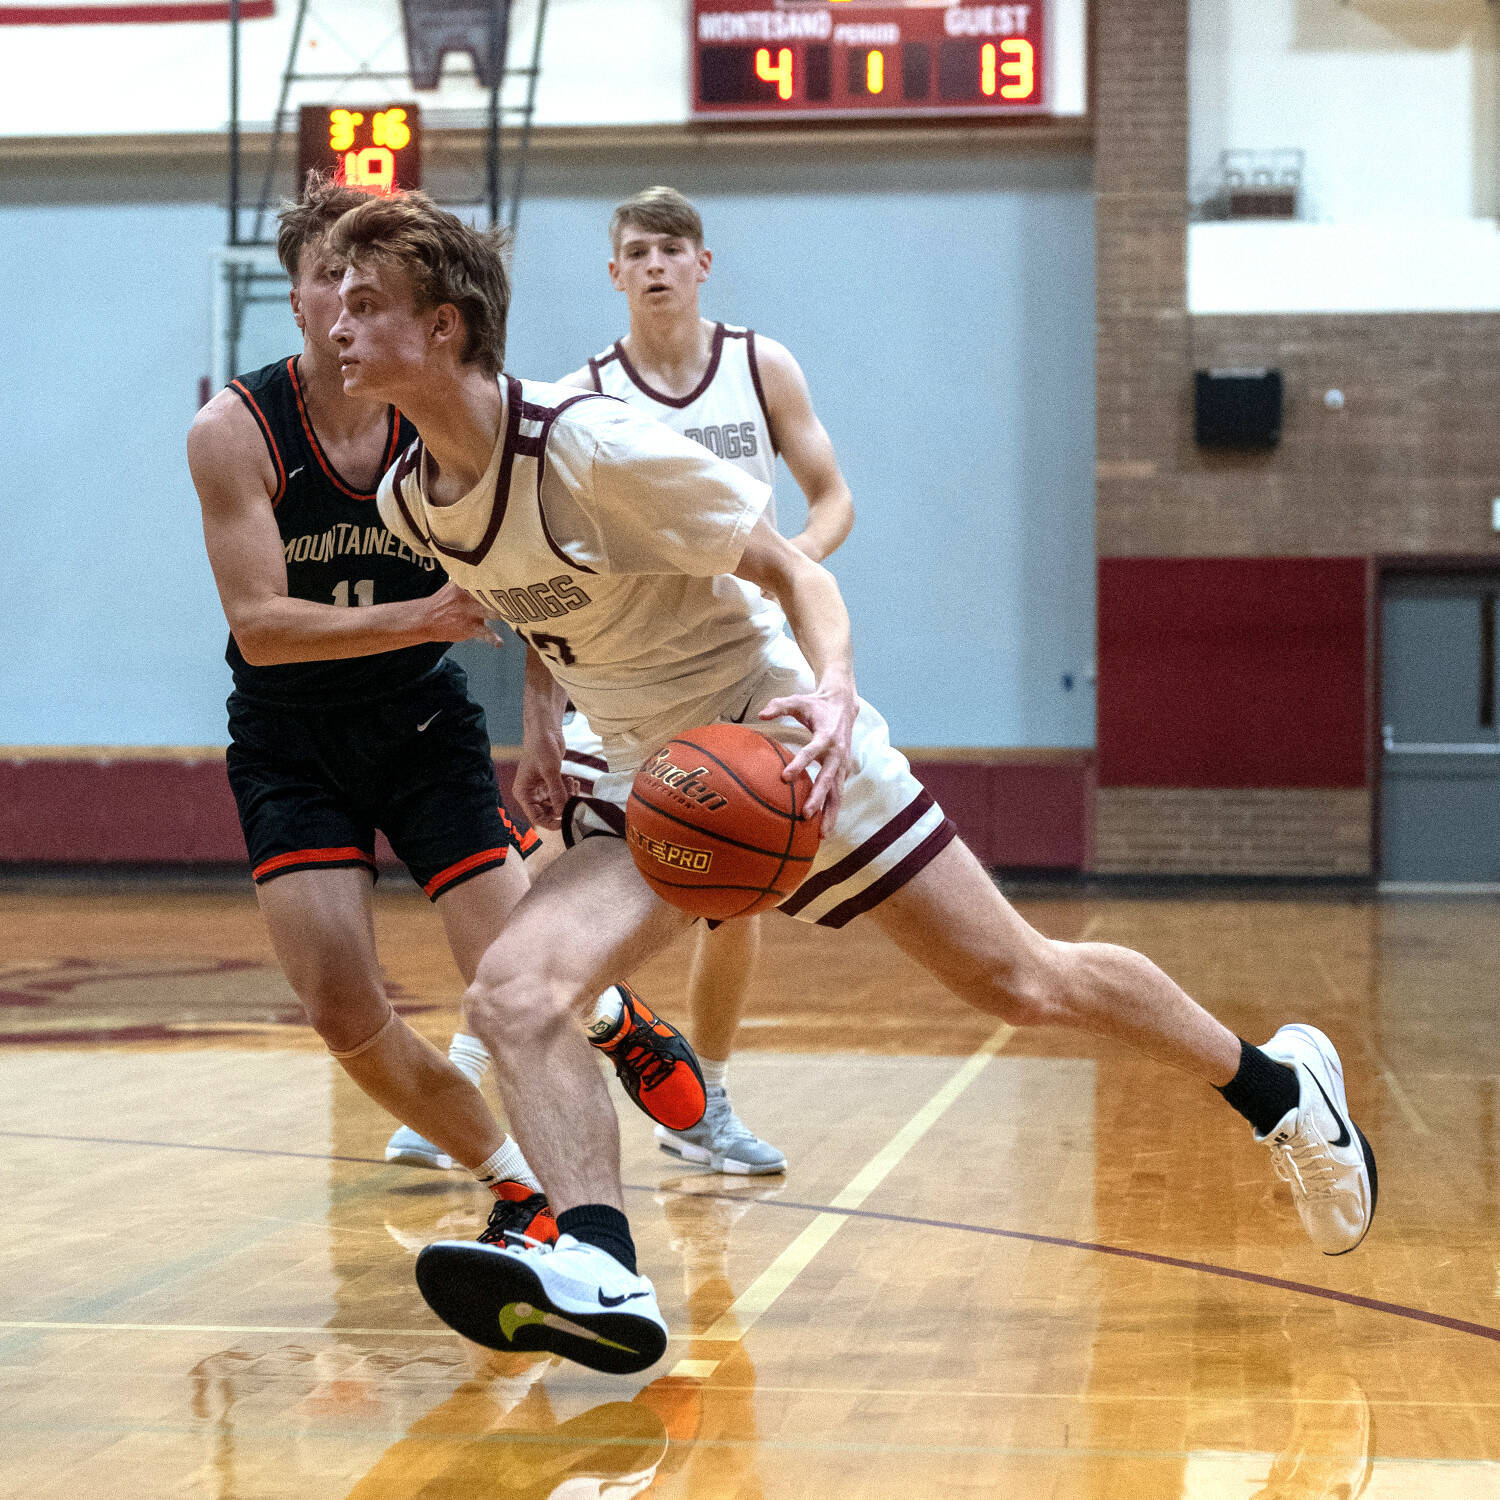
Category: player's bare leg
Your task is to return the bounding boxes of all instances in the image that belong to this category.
[257,867,516,1169]
[871,837,1375,1254]
[462,838,694,1214]
[408,822,707,1147]
[385,858,532,1171]
[873,839,1240,1076]
[655,916,787,1174]
[416,840,693,1374]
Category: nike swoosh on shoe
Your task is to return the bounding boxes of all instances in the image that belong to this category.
[1305,1068,1353,1149]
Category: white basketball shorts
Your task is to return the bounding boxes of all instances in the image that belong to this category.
[562,652,956,929]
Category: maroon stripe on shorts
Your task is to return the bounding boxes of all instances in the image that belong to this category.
[778,789,938,918]
[814,817,958,929]
[564,750,609,773]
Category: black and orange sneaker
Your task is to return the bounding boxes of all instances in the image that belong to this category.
[587,982,707,1132]
[480,1181,558,1247]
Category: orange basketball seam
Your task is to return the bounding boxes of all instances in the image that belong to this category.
[671,733,801,819]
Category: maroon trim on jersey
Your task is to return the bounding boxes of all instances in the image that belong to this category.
[814,817,958,929]
[777,789,940,918]
[742,329,781,456]
[531,391,611,574]
[424,375,524,568]
[612,322,726,409]
[288,357,390,501]
[585,356,605,393]
[389,440,434,550]
[228,379,287,507]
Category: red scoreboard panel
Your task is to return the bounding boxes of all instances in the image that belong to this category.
[297,104,422,194]
[692,2,1046,120]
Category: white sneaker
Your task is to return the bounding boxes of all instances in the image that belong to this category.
[654,1086,786,1175]
[385,1125,452,1171]
[415,1232,668,1375]
[1258,1024,1377,1255]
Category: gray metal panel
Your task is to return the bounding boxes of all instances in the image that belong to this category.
[1382,593,1487,744]
[1380,574,1500,880]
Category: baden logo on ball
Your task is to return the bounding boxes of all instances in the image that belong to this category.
[626,722,823,920]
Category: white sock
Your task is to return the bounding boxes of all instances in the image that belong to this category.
[584,984,626,1041]
[699,1056,729,1089]
[448,1031,491,1086]
[472,1137,541,1194]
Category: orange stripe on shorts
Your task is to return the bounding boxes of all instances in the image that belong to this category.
[252,846,373,881]
[423,847,507,897]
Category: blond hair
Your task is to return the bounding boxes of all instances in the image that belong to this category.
[326,192,512,376]
[609,186,704,253]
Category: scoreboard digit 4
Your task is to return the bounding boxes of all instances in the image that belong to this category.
[692,1,1047,120]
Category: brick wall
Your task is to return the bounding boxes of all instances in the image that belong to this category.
[1094,788,1372,876]
[1093,0,1500,875]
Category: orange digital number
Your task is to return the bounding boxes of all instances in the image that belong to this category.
[372,107,410,150]
[754,46,793,101]
[328,108,363,151]
[981,42,997,96]
[866,48,885,95]
[1000,38,1035,100]
[344,147,395,192]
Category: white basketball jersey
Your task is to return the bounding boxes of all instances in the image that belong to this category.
[377,377,787,754]
[587,322,778,530]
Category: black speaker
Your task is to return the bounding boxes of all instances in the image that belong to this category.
[1194,368,1283,449]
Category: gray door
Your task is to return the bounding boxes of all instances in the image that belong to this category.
[1380,574,1500,881]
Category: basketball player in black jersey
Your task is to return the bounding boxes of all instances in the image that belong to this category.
[187,178,705,1247]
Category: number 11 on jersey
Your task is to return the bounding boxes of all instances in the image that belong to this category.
[332,579,375,607]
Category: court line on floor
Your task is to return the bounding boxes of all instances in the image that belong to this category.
[696,1018,1017,1342]
[690,910,1110,1344]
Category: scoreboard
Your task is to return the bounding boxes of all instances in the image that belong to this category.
[692,2,1047,120]
[296,104,422,195]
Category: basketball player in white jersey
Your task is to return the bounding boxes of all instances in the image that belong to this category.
[326,193,1376,1378]
[397,186,854,1175]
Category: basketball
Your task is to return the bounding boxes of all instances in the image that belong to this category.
[625,722,823,919]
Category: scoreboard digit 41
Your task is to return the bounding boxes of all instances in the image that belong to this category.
[692,1,1047,120]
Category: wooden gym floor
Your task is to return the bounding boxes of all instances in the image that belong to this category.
[2,874,1498,1498]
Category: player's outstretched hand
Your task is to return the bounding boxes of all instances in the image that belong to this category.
[514,739,571,831]
[416,583,505,646]
[760,677,856,834]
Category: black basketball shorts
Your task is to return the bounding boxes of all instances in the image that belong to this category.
[225,659,537,901]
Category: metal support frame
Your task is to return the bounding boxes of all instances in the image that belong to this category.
[222,0,548,380]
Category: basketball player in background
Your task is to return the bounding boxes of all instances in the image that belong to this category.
[327,192,1376,1377]
[188,177,704,1254]
[391,185,854,1177]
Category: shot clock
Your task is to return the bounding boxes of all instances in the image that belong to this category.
[692,2,1046,119]
[297,103,422,194]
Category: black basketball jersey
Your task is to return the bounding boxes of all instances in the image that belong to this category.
[226,357,447,706]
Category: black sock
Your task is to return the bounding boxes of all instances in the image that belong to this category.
[1216,1038,1301,1136]
[556,1204,637,1275]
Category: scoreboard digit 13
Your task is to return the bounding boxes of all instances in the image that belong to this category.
[692,1,1047,119]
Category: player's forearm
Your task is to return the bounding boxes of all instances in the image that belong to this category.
[778,561,855,695]
[788,483,854,563]
[229,596,438,665]
[521,646,569,746]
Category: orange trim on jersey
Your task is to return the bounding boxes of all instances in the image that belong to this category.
[286,356,386,501]
[498,803,542,853]
[252,845,374,881]
[423,847,508,897]
[228,379,287,506]
[385,409,406,469]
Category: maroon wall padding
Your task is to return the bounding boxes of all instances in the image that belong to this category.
[0,752,1094,871]
[1097,557,1369,789]
[0,758,246,862]
[911,756,1095,869]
